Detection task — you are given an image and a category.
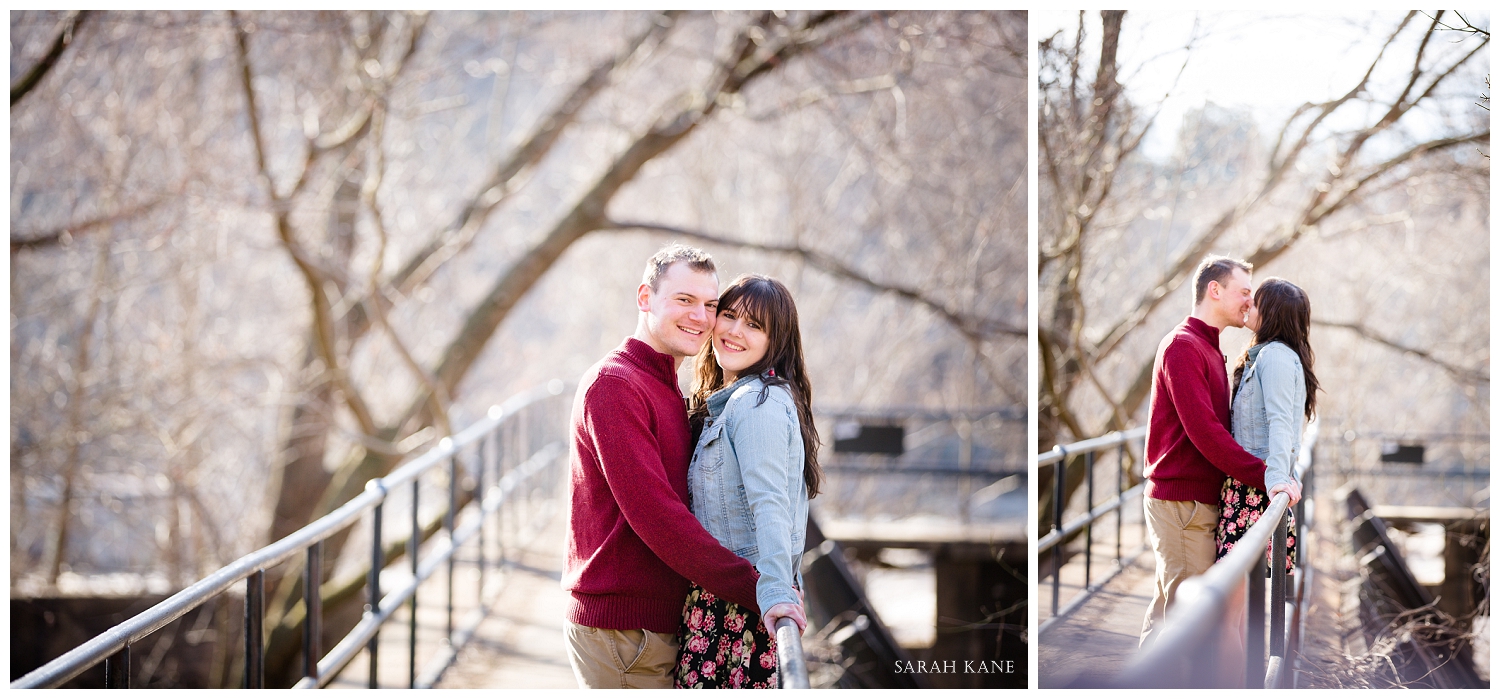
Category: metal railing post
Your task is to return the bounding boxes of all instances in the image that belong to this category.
[104,645,129,689]
[475,440,487,604]
[244,569,264,689]
[1051,446,1066,616]
[304,541,323,683]
[774,618,810,688]
[1270,510,1289,661]
[409,480,420,688]
[1245,541,1265,688]
[497,428,508,565]
[368,495,385,689]
[447,454,458,643]
[1116,442,1125,565]
[1084,451,1095,590]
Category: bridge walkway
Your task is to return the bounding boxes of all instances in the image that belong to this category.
[437,512,575,689]
[1038,491,1348,688]
[318,507,576,689]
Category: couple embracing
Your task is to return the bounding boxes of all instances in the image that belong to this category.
[562,244,819,689]
[1139,255,1321,656]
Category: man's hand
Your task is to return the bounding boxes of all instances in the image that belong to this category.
[1268,481,1302,507]
[763,602,806,634]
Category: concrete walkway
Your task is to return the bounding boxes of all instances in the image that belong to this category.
[316,505,576,689]
[1038,554,1156,687]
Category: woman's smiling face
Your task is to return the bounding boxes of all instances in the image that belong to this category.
[712,303,769,383]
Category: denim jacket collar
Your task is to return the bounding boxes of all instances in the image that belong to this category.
[1245,342,1267,369]
[705,373,771,418]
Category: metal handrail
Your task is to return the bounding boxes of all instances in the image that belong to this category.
[14,380,570,689]
[1112,419,1319,688]
[774,618,810,689]
[1037,426,1149,632]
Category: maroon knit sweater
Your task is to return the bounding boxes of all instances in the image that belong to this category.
[563,337,761,633]
[1145,316,1267,504]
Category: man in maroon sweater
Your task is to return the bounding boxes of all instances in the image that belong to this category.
[562,244,762,688]
[1138,255,1276,648]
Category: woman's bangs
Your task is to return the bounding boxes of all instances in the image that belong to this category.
[724,284,774,331]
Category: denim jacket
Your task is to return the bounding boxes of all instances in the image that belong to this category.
[1230,341,1304,494]
[687,373,808,614]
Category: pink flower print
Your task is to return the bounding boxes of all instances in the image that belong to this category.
[727,612,746,633]
[701,591,717,604]
[1247,492,1261,507]
[760,651,777,669]
[701,660,717,677]
[1226,522,1236,534]
[688,635,710,654]
[704,611,716,629]
[689,608,704,628]
[1225,490,1239,505]
[684,671,698,686]
[730,666,747,686]
[732,639,744,657]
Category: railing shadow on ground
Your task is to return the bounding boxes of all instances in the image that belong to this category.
[13,381,573,690]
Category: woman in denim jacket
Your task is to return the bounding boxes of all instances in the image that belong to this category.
[673,274,822,689]
[1216,278,1320,570]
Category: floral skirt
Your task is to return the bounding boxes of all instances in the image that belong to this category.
[1216,476,1297,573]
[673,584,779,689]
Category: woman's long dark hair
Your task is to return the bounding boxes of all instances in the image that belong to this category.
[1232,277,1320,420]
[688,274,823,498]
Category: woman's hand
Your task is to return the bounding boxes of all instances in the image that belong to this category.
[1268,481,1302,507]
[763,602,807,634]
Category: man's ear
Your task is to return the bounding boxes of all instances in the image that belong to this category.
[636,283,653,313]
[1206,280,1221,300]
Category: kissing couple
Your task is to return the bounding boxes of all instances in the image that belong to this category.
[562,244,820,689]
[1139,255,1321,682]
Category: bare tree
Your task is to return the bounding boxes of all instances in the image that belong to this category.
[1037,11,1489,528]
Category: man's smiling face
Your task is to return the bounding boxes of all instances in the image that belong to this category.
[639,262,719,359]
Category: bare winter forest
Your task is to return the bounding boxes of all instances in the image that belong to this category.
[1038,10,1489,453]
[10,6,1025,633]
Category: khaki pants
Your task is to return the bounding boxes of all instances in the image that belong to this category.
[564,622,679,689]
[1139,497,1218,649]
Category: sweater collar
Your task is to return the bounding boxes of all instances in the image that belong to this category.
[1184,315,1221,345]
[620,337,680,390]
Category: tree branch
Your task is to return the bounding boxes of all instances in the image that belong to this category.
[11,10,89,108]
[604,220,1024,339]
[232,10,380,437]
[11,196,169,253]
[395,11,867,430]
[383,11,682,300]
[1316,319,1488,385]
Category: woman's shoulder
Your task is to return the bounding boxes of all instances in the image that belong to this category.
[1260,341,1302,366]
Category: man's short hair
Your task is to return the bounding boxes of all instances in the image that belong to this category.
[642,243,716,291]
[1193,254,1253,304]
